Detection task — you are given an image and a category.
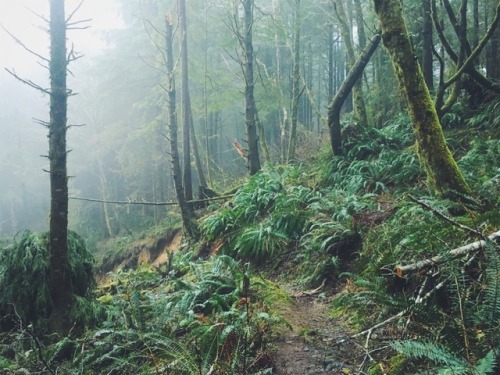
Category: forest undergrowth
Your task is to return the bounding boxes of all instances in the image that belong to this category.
[0,102,499,374]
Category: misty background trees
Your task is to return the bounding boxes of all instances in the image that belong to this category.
[0,0,499,372]
[1,0,499,244]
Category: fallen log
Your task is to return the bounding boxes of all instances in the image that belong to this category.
[396,230,500,277]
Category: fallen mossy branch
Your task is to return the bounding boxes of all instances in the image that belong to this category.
[395,230,500,276]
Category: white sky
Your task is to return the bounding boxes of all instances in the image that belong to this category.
[0,0,123,76]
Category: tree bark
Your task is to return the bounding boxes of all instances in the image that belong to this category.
[190,118,207,189]
[353,0,367,50]
[327,35,381,155]
[179,0,193,202]
[272,0,288,164]
[48,0,73,335]
[422,0,434,91]
[334,0,368,126]
[242,0,261,175]
[165,15,198,240]
[431,0,500,102]
[487,1,500,80]
[373,0,471,197]
[287,0,301,163]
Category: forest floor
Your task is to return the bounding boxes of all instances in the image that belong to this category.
[96,234,367,374]
[272,284,364,375]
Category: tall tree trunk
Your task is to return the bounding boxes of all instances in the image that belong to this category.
[190,118,207,189]
[48,0,72,335]
[373,0,471,197]
[256,111,271,163]
[272,0,288,164]
[472,0,479,48]
[287,0,301,163]
[422,0,434,91]
[179,0,193,202]
[487,1,500,80]
[165,14,198,239]
[97,160,116,238]
[327,18,335,99]
[202,4,213,186]
[328,35,381,155]
[353,0,367,49]
[242,0,261,175]
[334,0,368,126]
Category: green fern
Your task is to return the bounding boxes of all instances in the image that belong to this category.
[0,230,95,331]
[391,340,470,374]
[391,340,497,375]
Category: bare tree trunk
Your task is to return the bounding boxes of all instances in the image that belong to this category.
[287,0,301,163]
[97,160,116,238]
[256,111,271,164]
[242,0,261,175]
[487,1,500,80]
[165,14,198,239]
[272,0,288,164]
[179,0,193,202]
[190,118,207,188]
[334,0,368,126]
[48,0,72,335]
[422,0,434,91]
[353,0,367,49]
[373,0,471,197]
[327,17,335,99]
[472,0,479,48]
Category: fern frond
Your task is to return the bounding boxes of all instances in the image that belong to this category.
[391,340,469,374]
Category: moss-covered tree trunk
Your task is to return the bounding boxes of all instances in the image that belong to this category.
[373,0,471,196]
[48,0,73,334]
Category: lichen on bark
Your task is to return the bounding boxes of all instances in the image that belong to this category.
[373,0,471,197]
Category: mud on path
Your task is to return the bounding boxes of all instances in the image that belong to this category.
[273,287,363,375]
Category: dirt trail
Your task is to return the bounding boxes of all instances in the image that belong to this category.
[273,288,362,375]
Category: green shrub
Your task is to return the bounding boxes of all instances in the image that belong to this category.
[0,230,96,332]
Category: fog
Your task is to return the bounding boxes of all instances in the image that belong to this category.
[0,0,330,243]
[0,0,124,237]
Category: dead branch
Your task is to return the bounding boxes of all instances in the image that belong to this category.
[0,24,49,62]
[335,279,446,346]
[4,68,50,94]
[65,0,85,24]
[68,194,235,206]
[232,139,247,159]
[396,230,500,276]
[292,279,326,297]
[408,195,484,238]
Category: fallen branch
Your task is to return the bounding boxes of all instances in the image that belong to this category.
[396,230,500,276]
[408,195,483,238]
[69,194,234,206]
[335,279,446,345]
[292,279,326,297]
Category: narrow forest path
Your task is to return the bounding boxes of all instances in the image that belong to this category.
[272,285,362,375]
